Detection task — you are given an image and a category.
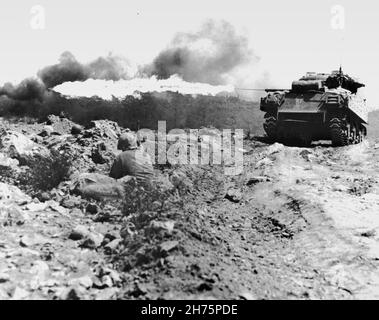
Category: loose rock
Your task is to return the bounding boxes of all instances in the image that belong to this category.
[145,220,175,237]
[69,225,90,241]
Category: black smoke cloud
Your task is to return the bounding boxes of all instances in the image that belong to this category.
[38,51,131,88]
[0,51,132,103]
[145,20,257,85]
[0,78,46,101]
[87,55,131,82]
[38,52,89,88]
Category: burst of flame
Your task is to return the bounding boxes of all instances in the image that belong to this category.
[52,75,235,100]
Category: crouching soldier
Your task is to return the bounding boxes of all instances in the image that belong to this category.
[73,132,154,200]
[109,132,154,182]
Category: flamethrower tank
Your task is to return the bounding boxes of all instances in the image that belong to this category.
[260,68,368,146]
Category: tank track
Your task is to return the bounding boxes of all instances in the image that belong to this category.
[263,114,277,140]
[265,114,366,147]
[329,117,366,146]
[330,117,348,146]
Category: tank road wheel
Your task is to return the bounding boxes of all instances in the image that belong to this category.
[331,127,349,146]
[346,123,353,144]
[350,126,358,144]
[353,125,366,144]
[350,125,359,144]
[330,117,349,147]
[263,114,277,141]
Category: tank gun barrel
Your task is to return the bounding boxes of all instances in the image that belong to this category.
[264,89,290,92]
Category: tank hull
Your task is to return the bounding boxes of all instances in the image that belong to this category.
[261,88,367,146]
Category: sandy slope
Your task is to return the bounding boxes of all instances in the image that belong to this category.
[241,140,379,298]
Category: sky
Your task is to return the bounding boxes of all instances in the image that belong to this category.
[0,0,378,107]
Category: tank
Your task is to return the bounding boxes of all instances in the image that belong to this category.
[260,68,368,146]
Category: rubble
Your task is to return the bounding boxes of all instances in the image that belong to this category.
[0,130,50,164]
[69,225,90,241]
[267,142,285,155]
[25,202,48,212]
[0,183,31,204]
[0,273,10,283]
[46,115,76,135]
[61,196,82,209]
[104,238,122,254]
[88,120,121,140]
[11,287,30,300]
[80,232,104,249]
[3,110,379,301]
[86,203,99,214]
[71,124,83,135]
[225,189,243,203]
[0,153,19,168]
[246,175,271,186]
[39,125,55,137]
[145,220,176,236]
[239,292,256,300]
[19,234,50,247]
[158,240,179,256]
[68,275,93,289]
[0,205,26,226]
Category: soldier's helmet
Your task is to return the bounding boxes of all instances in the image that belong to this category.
[117,132,138,150]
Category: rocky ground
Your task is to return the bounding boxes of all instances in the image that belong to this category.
[1,115,379,299]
